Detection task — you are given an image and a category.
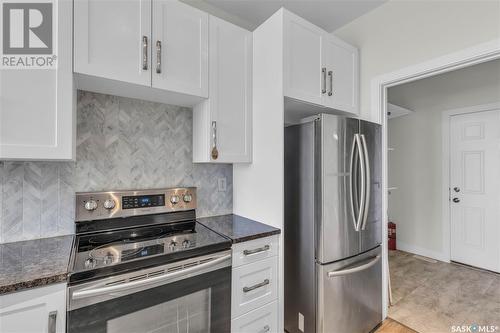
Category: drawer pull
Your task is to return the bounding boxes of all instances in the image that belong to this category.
[243,245,270,256]
[243,279,270,293]
[262,325,270,333]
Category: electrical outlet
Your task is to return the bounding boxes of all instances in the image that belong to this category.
[218,178,227,192]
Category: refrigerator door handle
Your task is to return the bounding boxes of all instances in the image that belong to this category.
[327,255,380,277]
[349,134,360,231]
[356,134,366,231]
[360,134,371,230]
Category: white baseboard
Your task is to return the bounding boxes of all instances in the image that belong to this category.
[396,241,450,263]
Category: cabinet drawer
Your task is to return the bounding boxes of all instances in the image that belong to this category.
[232,236,278,268]
[232,256,278,318]
[231,301,278,333]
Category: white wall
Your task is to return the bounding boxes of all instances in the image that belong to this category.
[334,0,500,121]
[387,59,500,260]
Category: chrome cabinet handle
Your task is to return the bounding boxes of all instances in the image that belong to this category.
[243,279,270,293]
[327,255,380,277]
[328,70,333,96]
[453,198,460,203]
[243,245,270,256]
[262,325,271,333]
[211,121,219,160]
[156,40,161,74]
[453,187,460,192]
[321,67,326,94]
[48,311,57,333]
[142,36,148,70]
[360,134,370,230]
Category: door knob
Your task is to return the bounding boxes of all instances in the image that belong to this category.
[453,187,460,192]
[452,198,460,203]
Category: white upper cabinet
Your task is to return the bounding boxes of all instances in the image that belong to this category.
[152,1,208,98]
[73,0,208,101]
[193,16,252,163]
[74,0,151,86]
[0,0,74,160]
[321,34,359,114]
[284,13,323,106]
[282,10,359,117]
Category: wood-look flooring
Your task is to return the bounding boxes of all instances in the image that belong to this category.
[375,318,417,333]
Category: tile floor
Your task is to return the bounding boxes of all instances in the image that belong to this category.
[388,250,500,333]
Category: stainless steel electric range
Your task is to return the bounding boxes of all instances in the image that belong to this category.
[67,187,232,333]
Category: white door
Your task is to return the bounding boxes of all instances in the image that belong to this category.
[321,34,359,114]
[283,11,323,106]
[74,0,151,86]
[152,0,208,98]
[450,109,500,272]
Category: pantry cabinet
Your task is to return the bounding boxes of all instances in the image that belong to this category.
[74,0,208,100]
[0,284,66,333]
[193,16,252,163]
[283,10,359,117]
[0,0,74,160]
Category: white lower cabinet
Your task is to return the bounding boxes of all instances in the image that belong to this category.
[231,235,279,332]
[0,283,66,333]
[231,301,278,333]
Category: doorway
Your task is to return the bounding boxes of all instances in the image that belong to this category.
[385,58,500,333]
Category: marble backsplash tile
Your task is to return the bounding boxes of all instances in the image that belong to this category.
[0,91,233,243]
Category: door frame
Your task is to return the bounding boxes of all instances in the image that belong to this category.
[441,102,500,264]
[370,38,500,319]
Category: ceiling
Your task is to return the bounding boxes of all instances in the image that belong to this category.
[388,59,500,112]
[184,0,387,32]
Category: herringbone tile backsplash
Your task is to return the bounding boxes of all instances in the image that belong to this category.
[0,91,233,243]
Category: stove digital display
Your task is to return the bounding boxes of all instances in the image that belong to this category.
[122,194,165,209]
[121,244,164,261]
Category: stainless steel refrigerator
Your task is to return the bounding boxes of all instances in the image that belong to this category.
[284,114,382,333]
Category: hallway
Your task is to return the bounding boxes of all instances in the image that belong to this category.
[388,250,500,333]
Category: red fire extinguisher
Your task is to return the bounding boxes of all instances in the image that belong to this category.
[388,222,396,250]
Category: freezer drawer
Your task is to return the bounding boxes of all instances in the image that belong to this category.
[316,246,382,333]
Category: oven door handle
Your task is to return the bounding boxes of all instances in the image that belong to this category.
[72,254,231,300]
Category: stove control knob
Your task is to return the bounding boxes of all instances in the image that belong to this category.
[84,258,96,269]
[84,200,98,211]
[169,241,178,251]
[103,254,114,265]
[170,195,180,205]
[183,194,192,203]
[103,199,116,210]
[182,239,190,248]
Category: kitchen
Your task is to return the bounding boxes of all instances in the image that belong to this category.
[1,1,499,333]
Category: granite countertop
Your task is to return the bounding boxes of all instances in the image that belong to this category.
[0,235,74,295]
[197,214,280,243]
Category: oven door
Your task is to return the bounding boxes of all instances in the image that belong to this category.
[67,250,231,333]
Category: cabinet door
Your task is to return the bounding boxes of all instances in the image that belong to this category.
[284,11,323,106]
[0,0,74,160]
[152,0,208,98]
[209,16,252,163]
[0,283,66,333]
[74,0,151,86]
[322,34,359,114]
